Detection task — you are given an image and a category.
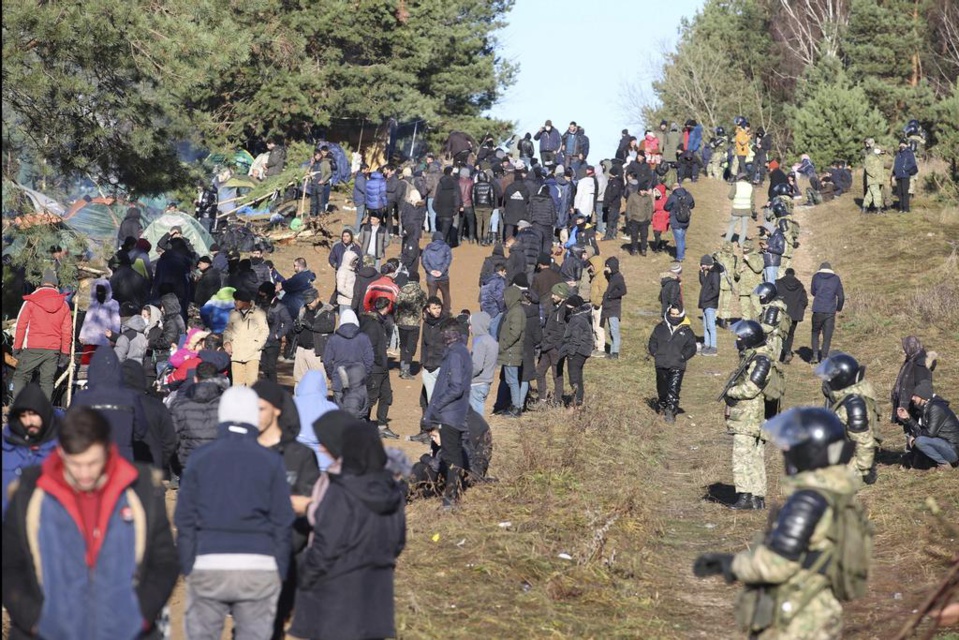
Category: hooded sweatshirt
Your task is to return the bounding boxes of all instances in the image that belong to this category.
[114,314,149,363]
[470,312,498,385]
[294,370,339,468]
[14,286,72,354]
[601,257,627,321]
[121,360,176,469]
[322,310,374,392]
[2,384,60,515]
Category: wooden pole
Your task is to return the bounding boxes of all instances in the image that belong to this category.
[299,176,308,218]
[54,297,80,406]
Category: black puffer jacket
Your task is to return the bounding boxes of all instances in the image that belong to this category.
[529,192,557,227]
[647,317,697,370]
[601,257,627,321]
[540,301,567,353]
[561,303,593,358]
[420,311,450,372]
[170,377,229,469]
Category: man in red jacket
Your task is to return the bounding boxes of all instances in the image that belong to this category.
[12,269,72,402]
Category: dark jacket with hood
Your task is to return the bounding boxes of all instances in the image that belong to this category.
[529,190,557,227]
[522,297,542,383]
[810,267,844,314]
[420,310,451,372]
[775,272,809,322]
[158,293,186,357]
[659,273,683,315]
[891,336,934,421]
[110,257,150,310]
[71,347,148,461]
[2,384,59,516]
[698,263,721,310]
[323,319,374,392]
[359,312,390,375]
[561,302,593,358]
[601,257,627,321]
[647,314,698,370]
[506,244,527,285]
[497,287,527,366]
[289,426,405,640]
[117,210,143,245]
[503,180,531,226]
[664,187,695,230]
[352,265,379,312]
[151,239,194,304]
[169,375,230,469]
[425,339,473,428]
[194,266,223,308]
[121,360,175,471]
[540,296,568,353]
[433,174,462,219]
[479,244,507,286]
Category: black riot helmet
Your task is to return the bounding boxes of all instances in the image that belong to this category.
[814,352,864,391]
[771,199,788,217]
[771,182,792,197]
[753,282,778,305]
[733,115,746,127]
[715,126,726,137]
[731,320,766,351]
[763,406,855,475]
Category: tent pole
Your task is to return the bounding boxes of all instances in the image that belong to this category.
[410,121,418,160]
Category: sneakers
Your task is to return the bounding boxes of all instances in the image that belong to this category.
[378,426,400,439]
[503,406,522,418]
[606,352,620,360]
[591,349,606,358]
[398,371,415,380]
[702,347,718,356]
[407,431,431,444]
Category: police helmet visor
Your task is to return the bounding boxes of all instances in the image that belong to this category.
[813,358,842,383]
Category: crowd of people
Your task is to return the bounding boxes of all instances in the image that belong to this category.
[2,110,955,640]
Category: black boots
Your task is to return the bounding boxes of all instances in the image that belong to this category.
[730,493,766,510]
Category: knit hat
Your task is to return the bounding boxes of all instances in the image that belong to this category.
[218,386,259,426]
[233,289,253,302]
[312,410,355,459]
[41,268,58,287]
[517,220,532,229]
[554,164,565,176]
[135,238,152,252]
[566,294,584,307]
[537,252,552,266]
[700,254,714,266]
[551,282,571,298]
[339,308,359,327]
[913,379,934,401]
[669,262,683,274]
[511,273,529,289]
[252,380,285,410]
[460,167,470,178]
[401,166,413,178]
[819,262,832,270]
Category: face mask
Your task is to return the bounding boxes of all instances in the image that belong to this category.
[667,315,683,326]
[96,287,107,304]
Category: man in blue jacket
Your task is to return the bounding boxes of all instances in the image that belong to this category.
[422,232,453,313]
[760,225,785,283]
[664,184,695,263]
[809,262,845,364]
[533,119,562,165]
[352,163,368,232]
[175,386,295,640]
[2,384,59,517]
[420,318,473,508]
[893,139,918,213]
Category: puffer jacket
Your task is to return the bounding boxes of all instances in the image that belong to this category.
[13,286,72,353]
[114,315,149,364]
[79,279,121,347]
[560,303,593,358]
[496,287,526,366]
[647,315,697,370]
[336,253,359,307]
[479,274,507,318]
[222,305,269,363]
[528,192,557,226]
[601,257,627,322]
[421,236,452,283]
[170,377,229,469]
[365,172,388,210]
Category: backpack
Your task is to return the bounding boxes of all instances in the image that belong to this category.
[314,140,351,185]
[762,358,786,401]
[673,195,692,224]
[809,490,873,602]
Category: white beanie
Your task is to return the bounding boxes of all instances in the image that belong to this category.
[218,386,259,426]
[339,308,359,327]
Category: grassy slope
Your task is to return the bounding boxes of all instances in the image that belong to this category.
[395,176,959,639]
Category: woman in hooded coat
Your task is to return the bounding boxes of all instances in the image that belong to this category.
[891,335,935,425]
[79,279,121,364]
[290,422,405,640]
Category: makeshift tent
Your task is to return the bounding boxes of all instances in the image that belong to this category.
[141,212,214,260]
[60,197,159,240]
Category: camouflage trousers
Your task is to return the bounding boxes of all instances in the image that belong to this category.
[863,184,883,210]
[739,294,760,321]
[756,590,843,640]
[707,157,725,179]
[719,287,735,321]
[733,434,767,497]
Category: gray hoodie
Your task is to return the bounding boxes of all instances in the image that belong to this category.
[470,311,499,385]
[114,314,149,364]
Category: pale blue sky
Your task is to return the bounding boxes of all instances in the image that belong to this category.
[487,0,704,160]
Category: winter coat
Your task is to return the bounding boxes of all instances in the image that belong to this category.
[864,153,885,186]
[420,311,450,372]
[151,245,194,304]
[263,299,293,348]
[686,124,704,153]
[531,265,564,307]
[329,242,362,270]
[119,361,176,470]
[472,178,495,208]
[199,288,235,334]
[470,312,499,385]
[560,303,593,358]
[360,313,390,375]
[540,299,567,353]
[426,341,473,427]
[903,397,959,454]
[479,273,507,318]
[497,287,526,366]
[351,265,378,312]
[359,223,388,260]
[762,229,786,267]
[651,185,670,233]
[891,339,934,419]
[698,265,721,310]
[529,193,557,226]
[601,258,627,321]
[734,126,751,157]
[664,125,682,160]
[660,273,683,314]
[365,172,388,210]
[503,181,531,226]
[336,253,359,307]
[280,269,316,318]
[265,144,287,176]
[71,347,148,462]
[353,171,367,207]
[2,451,178,640]
[110,262,149,310]
[295,301,336,355]
[194,266,222,308]
[810,269,845,314]
[117,211,143,245]
[293,371,338,467]
[604,175,624,209]
[2,384,59,516]
[323,321,374,392]
[222,305,269,362]
[396,283,428,328]
[587,255,606,307]
[170,377,228,469]
[506,246,527,284]
[114,315,149,364]
[421,237,453,283]
[775,273,808,322]
[522,300,542,382]
[893,148,918,179]
[573,176,597,215]
[479,245,508,286]
[625,190,653,223]
[534,127,561,153]
[665,188,695,230]
[517,226,543,268]
[289,464,405,640]
[13,287,71,353]
[433,175,462,219]
[175,421,295,578]
[79,279,121,347]
[647,317,697,370]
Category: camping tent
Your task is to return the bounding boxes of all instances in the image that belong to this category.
[141,212,214,260]
[60,197,159,240]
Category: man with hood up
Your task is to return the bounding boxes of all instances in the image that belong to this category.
[2,383,59,516]
[775,268,808,364]
[601,257,627,359]
[293,370,339,468]
[422,231,453,313]
[152,236,194,321]
[79,279,121,361]
[110,251,149,310]
[497,282,527,418]
[251,379,320,639]
[535,283,570,407]
[121,359,176,471]
[70,346,149,461]
[12,269,72,401]
[659,262,684,315]
[891,336,935,427]
[323,309,374,415]
[117,206,143,247]
[112,313,149,364]
[469,311,498,417]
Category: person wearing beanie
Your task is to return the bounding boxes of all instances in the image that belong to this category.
[558,294,593,408]
[698,254,722,356]
[222,286,270,386]
[898,380,959,469]
[660,262,684,315]
[174,384,295,639]
[11,269,72,401]
[496,275,528,418]
[809,262,845,364]
[647,305,698,423]
[256,281,293,383]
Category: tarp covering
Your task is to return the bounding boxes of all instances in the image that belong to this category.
[61,197,159,240]
[141,212,214,260]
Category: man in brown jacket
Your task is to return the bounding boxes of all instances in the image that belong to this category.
[223,290,270,386]
[588,254,607,355]
[625,187,653,256]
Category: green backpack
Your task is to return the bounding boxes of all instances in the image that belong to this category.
[762,358,787,402]
[809,489,874,602]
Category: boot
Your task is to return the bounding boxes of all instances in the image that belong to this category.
[751,495,766,509]
[407,431,431,444]
[730,492,754,510]
[664,407,676,424]
[505,405,522,418]
[378,425,400,439]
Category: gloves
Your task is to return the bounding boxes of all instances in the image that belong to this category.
[862,467,877,485]
[58,353,71,369]
[693,553,736,583]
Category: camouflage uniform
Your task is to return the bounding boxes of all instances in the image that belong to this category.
[707,139,728,179]
[725,345,777,498]
[775,208,800,271]
[715,242,739,322]
[732,464,860,640]
[862,153,885,210]
[759,297,791,358]
[738,245,764,321]
[827,380,880,482]
[906,133,925,195]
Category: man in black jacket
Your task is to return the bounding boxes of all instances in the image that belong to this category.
[194,255,222,308]
[775,268,808,364]
[258,282,293,383]
[647,306,698,423]
[602,166,624,241]
[898,380,959,469]
[121,360,176,473]
[360,298,397,438]
[169,361,229,471]
[601,257,627,359]
[698,255,721,356]
[535,283,570,405]
[502,170,531,240]
[420,298,450,405]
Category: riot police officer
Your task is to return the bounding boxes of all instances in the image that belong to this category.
[755,282,791,361]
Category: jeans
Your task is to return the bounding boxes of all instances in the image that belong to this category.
[725,215,750,245]
[594,201,606,235]
[185,569,281,640]
[810,312,836,361]
[567,354,587,406]
[353,203,366,233]
[489,312,503,340]
[470,382,491,416]
[503,365,523,409]
[422,366,439,402]
[426,198,437,232]
[673,226,687,262]
[914,435,958,465]
[763,266,779,284]
[607,316,621,354]
[460,206,476,242]
[702,307,717,349]
[604,204,621,240]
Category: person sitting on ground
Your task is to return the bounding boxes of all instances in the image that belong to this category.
[897,380,959,470]
[409,408,493,500]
